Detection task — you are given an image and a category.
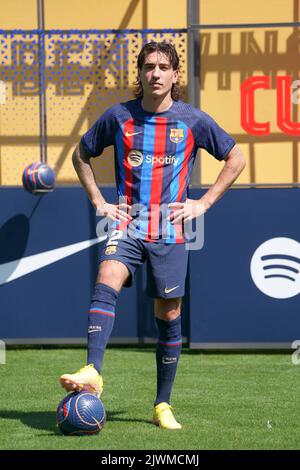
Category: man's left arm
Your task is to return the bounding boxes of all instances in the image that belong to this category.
[169,144,246,223]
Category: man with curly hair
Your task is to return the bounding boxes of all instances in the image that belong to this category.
[60,42,245,429]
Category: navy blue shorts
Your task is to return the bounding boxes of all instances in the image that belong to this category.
[99,232,189,299]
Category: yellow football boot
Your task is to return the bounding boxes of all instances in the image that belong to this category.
[60,364,103,398]
[152,402,182,430]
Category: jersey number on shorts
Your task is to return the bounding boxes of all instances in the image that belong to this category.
[106,230,124,246]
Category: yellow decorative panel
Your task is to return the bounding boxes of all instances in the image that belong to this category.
[45,0,186,29]
[200,0,294,24]
[45,0,144,29]
[254,142,293,184]
[1,146,39,185]
[1,0,298,187]
[147,0,186,28]
[0,0,37,29]
[0,30,187,185]
[200,143,251,186]
[199,20,300,185]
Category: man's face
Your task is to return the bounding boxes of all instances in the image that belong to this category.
[139,51,178,99]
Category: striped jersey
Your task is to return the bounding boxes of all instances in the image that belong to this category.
[81,98,235,244]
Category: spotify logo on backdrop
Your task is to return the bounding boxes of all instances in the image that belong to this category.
[250,238,300,299]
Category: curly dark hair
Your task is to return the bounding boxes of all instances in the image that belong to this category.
[134,42,181,101]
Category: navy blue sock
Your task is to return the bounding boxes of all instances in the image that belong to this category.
[87,283,118,374]
[154,316,182,406]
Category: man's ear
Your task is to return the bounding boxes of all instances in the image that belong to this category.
[173,69,179,84]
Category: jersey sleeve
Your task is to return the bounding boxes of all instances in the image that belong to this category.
[80,106,117,157]
[193,110,236,160]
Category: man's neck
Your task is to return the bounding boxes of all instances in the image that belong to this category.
[141,94,173,114]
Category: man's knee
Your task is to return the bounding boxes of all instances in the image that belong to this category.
[97,260,130,292]
[154,297,182,321]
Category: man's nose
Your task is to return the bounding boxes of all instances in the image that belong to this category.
[152,65,160,78]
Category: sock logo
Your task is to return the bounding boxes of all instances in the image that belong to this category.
[162,356,177,364]
[88,326,103,333]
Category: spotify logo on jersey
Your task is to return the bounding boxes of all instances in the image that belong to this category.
[250,237,300,299]
[127,150,143,167]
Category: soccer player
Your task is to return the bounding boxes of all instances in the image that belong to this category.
[60,42,245,430]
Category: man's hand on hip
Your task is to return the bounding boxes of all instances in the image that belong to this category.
[96,202,132,223]
[168,198,209,224]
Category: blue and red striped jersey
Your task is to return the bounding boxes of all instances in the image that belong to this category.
[81,98,235,243]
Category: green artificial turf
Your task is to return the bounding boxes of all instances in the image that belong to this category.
[0,348,299,450]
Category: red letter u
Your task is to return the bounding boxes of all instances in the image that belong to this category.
[241,76,270,135]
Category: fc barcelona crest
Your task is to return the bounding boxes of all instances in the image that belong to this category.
[105,245,117,255]
[169,128,184,144]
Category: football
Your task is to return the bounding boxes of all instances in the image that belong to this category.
[56,391,106,436]
[22,162,55,194]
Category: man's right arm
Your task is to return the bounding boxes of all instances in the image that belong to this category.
[72,142,132,223]
[72,141,106,212]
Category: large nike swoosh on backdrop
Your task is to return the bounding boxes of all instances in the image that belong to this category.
[0,236,107,286]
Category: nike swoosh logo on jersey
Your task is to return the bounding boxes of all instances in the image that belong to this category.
[164,285,180,294]
[0,236,107,286]
[125,131,142,137]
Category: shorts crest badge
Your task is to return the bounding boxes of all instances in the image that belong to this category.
[105,245,117,255]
